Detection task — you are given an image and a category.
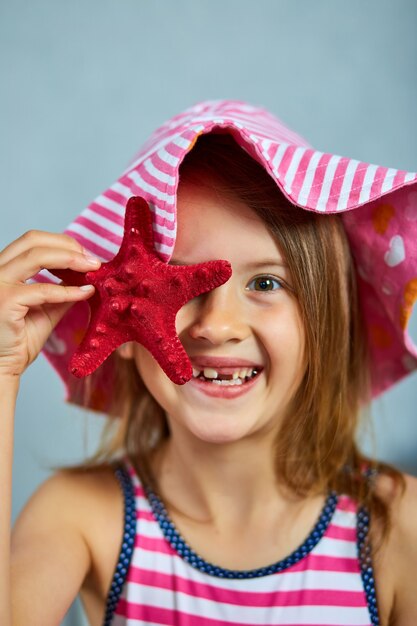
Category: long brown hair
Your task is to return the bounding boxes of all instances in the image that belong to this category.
[61,132,403,545]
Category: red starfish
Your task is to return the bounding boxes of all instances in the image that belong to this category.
[50,196,232,384]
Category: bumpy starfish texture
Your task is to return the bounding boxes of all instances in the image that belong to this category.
[51,196,232,384]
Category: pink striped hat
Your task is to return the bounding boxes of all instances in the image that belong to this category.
[40,99,417,412]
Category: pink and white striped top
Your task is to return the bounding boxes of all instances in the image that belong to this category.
[103,460,379,626]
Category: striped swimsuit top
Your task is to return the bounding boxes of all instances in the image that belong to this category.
[103,459,379,626]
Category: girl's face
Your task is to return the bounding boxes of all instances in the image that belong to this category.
[128,176,306,446]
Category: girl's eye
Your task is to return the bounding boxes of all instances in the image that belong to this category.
[246,275,283,293]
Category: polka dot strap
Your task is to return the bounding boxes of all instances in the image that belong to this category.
[145,486,338,579]
[357,506,380,625]
[102,463,136,626]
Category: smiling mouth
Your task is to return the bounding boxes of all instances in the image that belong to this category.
[191,367,261,386]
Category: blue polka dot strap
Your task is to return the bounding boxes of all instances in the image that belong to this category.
[102,462,137,626]
[357,506,380,625]
[145,486,338,579]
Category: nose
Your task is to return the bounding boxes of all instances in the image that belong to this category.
[182,282,250,346]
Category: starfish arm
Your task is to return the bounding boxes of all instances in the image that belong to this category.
[168,260,232,307]
[69,304,130,377]
[130,310,192,385]
[125,196,156,253]
[94,197,156,284]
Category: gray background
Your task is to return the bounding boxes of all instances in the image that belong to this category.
[1,1,416,624]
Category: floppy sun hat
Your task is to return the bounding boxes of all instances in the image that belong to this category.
[37,100,417,412]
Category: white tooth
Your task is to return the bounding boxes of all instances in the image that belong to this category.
[203,367,218,379]
[192,368,201,378]
[212,378,243,386]
[232,371,239,380]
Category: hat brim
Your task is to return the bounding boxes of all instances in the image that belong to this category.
[38,100,417,411]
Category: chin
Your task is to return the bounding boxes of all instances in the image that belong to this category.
[192,430,247,446]
[182,413,257,445]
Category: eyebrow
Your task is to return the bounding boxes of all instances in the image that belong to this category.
[170,259,288,269]
[240,260,288,270]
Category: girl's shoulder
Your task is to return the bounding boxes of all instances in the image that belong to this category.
[39,461,124,535]
[53,462,126,596]
[12,462,124,625]
[374,470,417,533]
[373,472,417,625]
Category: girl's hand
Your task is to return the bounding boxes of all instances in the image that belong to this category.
[0,230,101,379]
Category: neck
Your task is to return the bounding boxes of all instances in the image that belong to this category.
[154,421,290,524]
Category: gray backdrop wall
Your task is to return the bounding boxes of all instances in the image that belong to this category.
[1,1,416,624]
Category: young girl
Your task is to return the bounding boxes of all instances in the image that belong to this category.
[1,100,417,626]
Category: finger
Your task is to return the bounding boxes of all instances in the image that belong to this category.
[0,230,85,268]
[0,247,101,283]
[12,282,95,309]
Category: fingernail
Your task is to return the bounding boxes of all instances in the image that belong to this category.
[79,284,94,291]
[84,254,101,266]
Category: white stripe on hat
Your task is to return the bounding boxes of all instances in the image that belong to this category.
[316,155,342,212]
[94,194,125,215]
[284,146,308,194]
[358,164,378,204]
[157,146,181,168]
[123,137,181,176]
[381,167,398,193]
[144,157,176,187]
[226,115,292,140]
[110,181,135,200]
[67,223,119,256]
[124,123,206,176]
[83,209,124,237]
[404,171,417,183]
[127,170,176,205]
[271,143,290,174]
[296,151,324,206]
[154,240,173,257]
[151,221,176,239]
[336,159,360,211]
[259,138,272,157]
[171,134,197,150]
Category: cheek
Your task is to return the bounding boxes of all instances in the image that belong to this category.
[133,346,161,391]
[132,345,177,408]
[175,298,198,332]
[262,308,306,373]
[133,344,154,376]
